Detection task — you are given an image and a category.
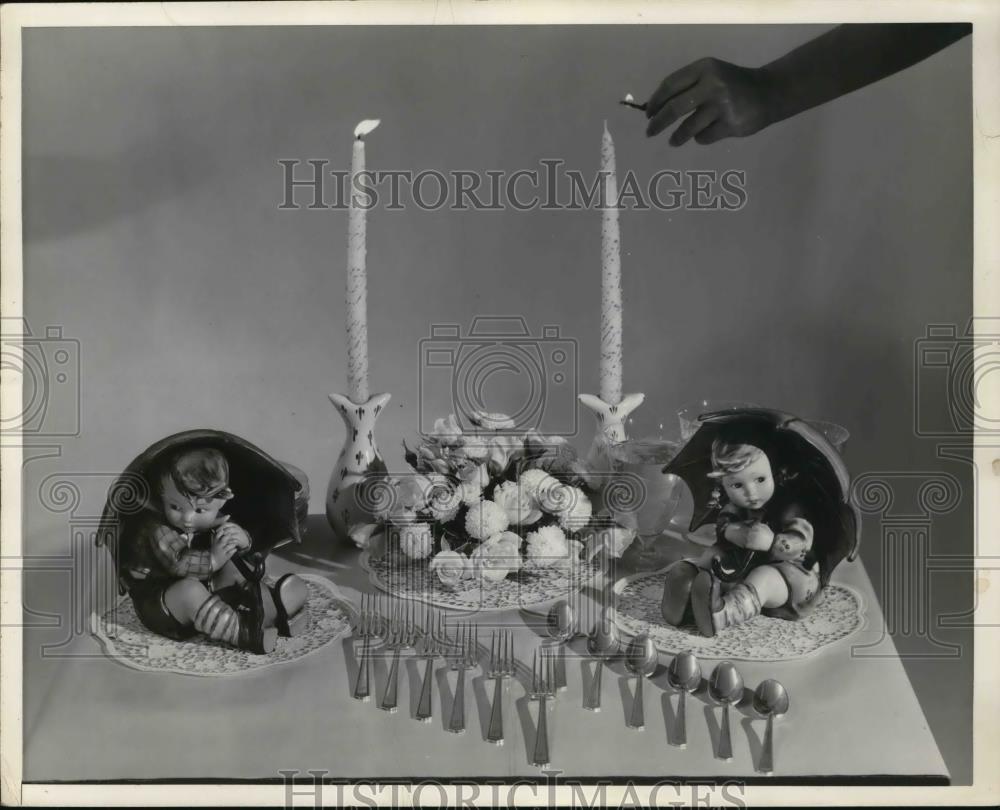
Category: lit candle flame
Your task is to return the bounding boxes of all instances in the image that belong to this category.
[354,119,381,138]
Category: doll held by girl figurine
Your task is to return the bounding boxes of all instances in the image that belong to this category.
[98,430,310,654]
[659,408,860,637]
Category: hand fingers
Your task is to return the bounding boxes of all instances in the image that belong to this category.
[646,87,707,138]
[644,61,703,120]
[694,120,729,146]
[669,105,719,146]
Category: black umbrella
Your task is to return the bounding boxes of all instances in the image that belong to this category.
[96,429,305,594]
[663,407,860,586]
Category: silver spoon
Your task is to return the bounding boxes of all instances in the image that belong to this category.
[753,679,789,775]
[546,600,576,691]
[708,661,744,760]
[666,652,701,748]
[585,607,621,712]
[624,634,658,730]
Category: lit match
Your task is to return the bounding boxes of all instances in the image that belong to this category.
[619,93,646,112]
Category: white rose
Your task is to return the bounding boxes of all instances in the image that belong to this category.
[395,475,432,510]
[492,480,543,526]
[428,550,470,589]
[430,414,463,445]
[457,462,490,491]
[458,480,484,506]
[470,531,522,582]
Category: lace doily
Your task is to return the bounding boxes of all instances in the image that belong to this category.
[92,574,352,676]
[360,552,601,612]
[613,569,865,661]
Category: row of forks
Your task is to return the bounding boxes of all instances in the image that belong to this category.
[353,595,557,761]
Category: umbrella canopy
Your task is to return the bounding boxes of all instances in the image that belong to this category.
[97,429,304,592]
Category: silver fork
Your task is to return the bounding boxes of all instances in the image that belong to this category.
[447,622,478,735]
[380,599,417,713]
[486,629,515,745]
[415,609,443,723]
[530,646,556,767]
[352,593,377,702]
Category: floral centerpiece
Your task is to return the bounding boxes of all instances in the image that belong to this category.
[349,410,638,589]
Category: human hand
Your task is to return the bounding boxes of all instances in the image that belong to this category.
[644,58,777,145]
[744,522,775,552]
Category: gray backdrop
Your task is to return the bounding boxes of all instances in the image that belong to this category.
[20,25,973,781]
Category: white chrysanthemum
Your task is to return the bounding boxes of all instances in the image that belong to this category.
[464,499,510,541]
[525,524,569,568]
[398,523,434,560]
[492,480,543,526]
[517,468,558,502]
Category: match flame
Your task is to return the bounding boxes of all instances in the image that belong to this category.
[624,93,634,103]
[354,119,381,138]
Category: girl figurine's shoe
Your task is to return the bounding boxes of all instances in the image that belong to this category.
[691,571,763,637]
[660,560,700,626]
[271,573,309,637]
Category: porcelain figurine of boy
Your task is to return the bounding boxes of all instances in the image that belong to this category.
[659,409,859,638]
[123,447,308,653]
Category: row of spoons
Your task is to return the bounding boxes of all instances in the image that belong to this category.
[548,600,790,774]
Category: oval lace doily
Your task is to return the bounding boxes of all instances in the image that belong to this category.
[92,574,352,676]
[613,568,866,661]
[360,552,601,612]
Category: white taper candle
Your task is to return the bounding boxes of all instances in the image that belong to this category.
[600,121,623,406]
[346,119,380,404]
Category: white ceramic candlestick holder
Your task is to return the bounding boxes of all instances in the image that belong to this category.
[579,392,645,445]
[326,390,392,543]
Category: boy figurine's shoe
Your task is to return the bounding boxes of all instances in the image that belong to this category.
[193,593,277,654]
[691,571,763,637]
[691,571,724,637]
[660,560,700,626]
[271,573,310,637]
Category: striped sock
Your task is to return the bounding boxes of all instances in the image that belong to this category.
[193,594,240,645]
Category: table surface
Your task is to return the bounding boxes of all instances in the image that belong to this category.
[22,516,949,784]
